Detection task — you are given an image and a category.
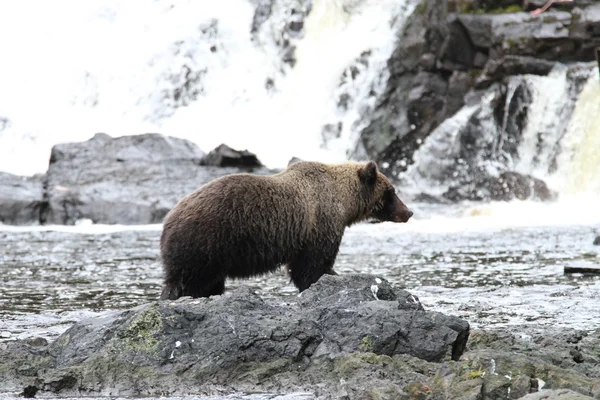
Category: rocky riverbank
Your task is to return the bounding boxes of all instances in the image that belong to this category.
[0,274,599,399]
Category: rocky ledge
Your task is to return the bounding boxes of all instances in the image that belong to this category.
[1,275,600,399]
[0,275,468,398]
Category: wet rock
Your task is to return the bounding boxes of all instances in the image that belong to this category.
[593,236,600,246]
[0,172,46,225]
[200,143,263,167]
[21,385,38,398]
[429,349,600,400]
[43,133,270,225]
[569,3,600,42]
[0,274,469,397]
[250,0,310,69]
[355,0,459,176]
[456,11,570,51]
[519,389,595,399]
[564,262,600,275]
[466,329,600,380]
[476,55,556,89]
[444,171,556,202]
[455,5,600,63]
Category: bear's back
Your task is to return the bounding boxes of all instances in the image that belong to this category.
[162,172,312,260]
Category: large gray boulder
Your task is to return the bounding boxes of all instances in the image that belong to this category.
[0,275,470,398]
[42,133,270,225]
[0,172,45,225]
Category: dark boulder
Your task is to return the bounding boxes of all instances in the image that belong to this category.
[444,171,556,202]
[0,275,470,397]
[200,143,263,167]
[594,236,600,246]
[476,55,557,89]
[0,172,46,225]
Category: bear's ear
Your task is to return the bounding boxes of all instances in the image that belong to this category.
[288,157,303,167]
[359,161,378,184]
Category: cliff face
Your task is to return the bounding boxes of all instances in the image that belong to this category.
[358,0,600,201]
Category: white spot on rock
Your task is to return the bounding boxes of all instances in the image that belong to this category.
[175,341,181,348]
[370,285,379,300]
[375,278,382,284]
[538,378,546,389]
[169,351,174,360]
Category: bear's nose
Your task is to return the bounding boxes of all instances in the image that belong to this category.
[407,210,414,219]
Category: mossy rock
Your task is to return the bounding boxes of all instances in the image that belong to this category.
[117,304,163,354]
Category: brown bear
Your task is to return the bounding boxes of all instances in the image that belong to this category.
[159,161,412,300]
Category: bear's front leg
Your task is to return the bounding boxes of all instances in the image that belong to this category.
[288,238,341,292]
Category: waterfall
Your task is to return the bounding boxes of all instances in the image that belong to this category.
[552,72,600,196]
[403,63,598,201]
[0,0,416,176]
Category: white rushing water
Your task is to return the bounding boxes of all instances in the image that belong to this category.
[469,68,600,223]
[0,0,416,176]
[404,64,600,223]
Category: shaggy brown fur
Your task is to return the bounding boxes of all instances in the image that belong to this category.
[160,161,412,299]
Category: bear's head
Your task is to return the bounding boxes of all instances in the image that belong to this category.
[358,161,413,223]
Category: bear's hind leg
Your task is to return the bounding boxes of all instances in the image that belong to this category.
[183,276,226,298]
[160,263,184,300]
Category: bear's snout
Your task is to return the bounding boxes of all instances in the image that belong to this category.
[395,209,413,223]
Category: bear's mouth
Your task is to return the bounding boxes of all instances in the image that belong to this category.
[392,212,412,223]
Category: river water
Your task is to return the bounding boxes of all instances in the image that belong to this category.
[2,200,599,344]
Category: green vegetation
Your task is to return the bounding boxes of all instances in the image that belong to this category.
[359,335,374,352]
[467,368,484,379]
[119,305,163,353]
[543,15,558,23]
[415,1,428,16]
[463,4,523,14]
[335,353,393,375]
